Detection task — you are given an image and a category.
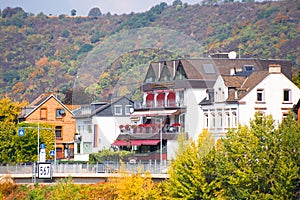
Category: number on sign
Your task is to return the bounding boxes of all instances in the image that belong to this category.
[38,163,52,179]
[40,165,50,176]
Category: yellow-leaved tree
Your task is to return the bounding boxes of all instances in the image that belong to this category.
[167,130,219,199]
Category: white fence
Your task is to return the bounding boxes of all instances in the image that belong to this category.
[0,161,169,175]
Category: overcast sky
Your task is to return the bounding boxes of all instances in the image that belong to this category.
[0,0,201,16]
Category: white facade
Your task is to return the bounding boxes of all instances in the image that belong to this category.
[200,68,300,141]
[239,73,300,125]
[74,97,134,161]
[184,88,207,140]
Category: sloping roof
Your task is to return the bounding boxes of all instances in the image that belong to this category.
[145,58,292,84]
[238,70,269,99]
[222,75,247,88]
[222,70,269,101]
[20,94,73,118]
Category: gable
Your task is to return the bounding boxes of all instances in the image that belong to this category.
[144,64,157,83]
[23,95,73,119]
[240,73,300,102]
[174,62,188,80]
[93,96,134,117]
[159,62,172,82]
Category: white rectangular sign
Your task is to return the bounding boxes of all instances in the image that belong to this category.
[38,163,52,179]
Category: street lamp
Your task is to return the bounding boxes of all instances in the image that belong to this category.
[147,116,163,163]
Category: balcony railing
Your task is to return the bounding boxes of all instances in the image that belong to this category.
[119,124,181,134]
[134,99,185,109]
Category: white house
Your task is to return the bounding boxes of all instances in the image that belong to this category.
[73,96,134,161]
[113,56,295,161]
[200,64,300,140]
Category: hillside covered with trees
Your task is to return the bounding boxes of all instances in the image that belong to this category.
[0,0,299,103]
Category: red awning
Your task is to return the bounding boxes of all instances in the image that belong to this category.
[112,140,128,146]
[131,140,160,146]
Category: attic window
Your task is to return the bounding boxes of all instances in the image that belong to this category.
[203,64,216,74]
[244,65,254,72]
[40,108,47,120]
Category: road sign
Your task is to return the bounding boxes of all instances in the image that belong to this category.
[38,163,52,179]
[18,129,25,136]
[40,143,46,149]
[49,150,55,156]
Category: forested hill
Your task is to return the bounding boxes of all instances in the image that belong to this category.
[0,1,299,103]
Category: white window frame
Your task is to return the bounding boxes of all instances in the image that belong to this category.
[211,113,215,128]
[225,112,230,128]
[114,105,122,115]
[232,112,237,128]
[217,112,223,128]
[125,105,132,115]
[283,89,291,102]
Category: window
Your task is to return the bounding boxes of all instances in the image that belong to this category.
[87,124,92,133]
[256,89,264,102]
[211,113,215,128]
[204,113,209,128]
[232,112,237,127]
[283,89,291,102]
[225,112,230,128]
[114,105,122,115]
[40,108,47,120]
[55,126,62,138]
[217,112,223,128]
[56,108,65,118]
[77,125,81,133]
[125,105,132,115]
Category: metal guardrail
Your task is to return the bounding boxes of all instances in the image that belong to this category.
[0,161,169,175]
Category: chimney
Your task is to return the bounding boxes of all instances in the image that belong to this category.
[269,64,281,74]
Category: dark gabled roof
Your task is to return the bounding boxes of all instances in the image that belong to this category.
[145,57,292,84]
[28,93,50,107]
[238,70,269,99]
[221,70,269,101]
[74,96,134,119]
[222,75,247,88]
[92,96,133,116]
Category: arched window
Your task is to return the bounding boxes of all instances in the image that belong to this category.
[157,93,165,107]
[167,92,176,107]
[146,93,154,108]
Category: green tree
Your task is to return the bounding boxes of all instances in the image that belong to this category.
[88,7,102,18]
[0,97,27,163]
[61,29,70,38]
[217,113,299,199]
[70,9,76,16]
[18,122,56,162]
[167,130,218,199]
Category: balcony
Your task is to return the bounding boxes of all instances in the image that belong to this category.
[134,99,185,109]
[119,123,181,134]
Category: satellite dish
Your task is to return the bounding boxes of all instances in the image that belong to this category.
[228,51,237,59]
[59,108,66,116]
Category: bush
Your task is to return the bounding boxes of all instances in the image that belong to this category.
[0,174,17,197]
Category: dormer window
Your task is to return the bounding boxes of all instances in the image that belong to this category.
[244,65,254,72]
